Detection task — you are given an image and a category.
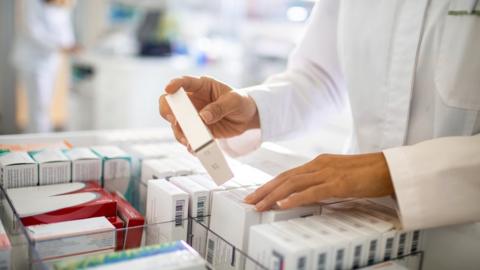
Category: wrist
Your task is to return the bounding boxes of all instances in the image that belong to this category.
[245,96,260,130]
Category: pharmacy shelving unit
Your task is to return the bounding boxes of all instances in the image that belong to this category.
[0,129,424,270]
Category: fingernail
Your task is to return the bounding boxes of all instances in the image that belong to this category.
[199,111,213,123]
[180,137,187,145]
[244,193,256,203]
[255,201,266,211]
[277,199,287,208]
[166,114,174,123]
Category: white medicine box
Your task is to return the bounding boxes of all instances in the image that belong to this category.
[0,151,38,189]
[29,149,71,185]
[90,146,131,180]
[64,148,102,182]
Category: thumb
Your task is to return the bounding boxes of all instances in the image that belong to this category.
[199,94,238,124]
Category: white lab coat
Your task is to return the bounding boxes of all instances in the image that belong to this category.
[12,0,75,132]
[223,0,480,233]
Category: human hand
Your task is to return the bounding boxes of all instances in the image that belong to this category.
[61,45,81,54]
[159,76,260,147]
[244,152,395,211]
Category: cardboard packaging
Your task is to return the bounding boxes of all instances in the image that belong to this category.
[335,201,413,260]
[324,208,395,265]
[145,179,189,245]
[247,223,310,270]
[210,187,322,251]
[230,162,272,187]
[107,216,125,251]
[90,146,131,179]
[165,88,233,185]
[170,176,210,257]
[90,146,131,194]
[111,192,144,249]
[171,174,226,222]
[53,241,205,270]
[6,182,116,227]
[209,187,261,251]
[0,141,70,152]
[0,220,11,270]
[64,148,102,182]
[288,217,350,270]
[323,210,384,268]
[307,215,368,270]
[209,187,322,270]
[260,205,322,224]
[169,176,210,225]
[30,149,71,185]
[127,142,191,160]
[0,151,38,188]
[271,220,336,270]
[141,158,203,183]
[139,158,204,214]
[27,217,116,262]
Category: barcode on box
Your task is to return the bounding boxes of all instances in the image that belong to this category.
[318,253,327,270]
[353,245,362,269]
[384,238,394,261]
[197,196,206,223]
[398,233,406,257]
[297,256,306,270]
[368,239,377,265]
[411,230,420,253]
[335,249,344,270]
[175,200,185,227]
[207,238,215,264]
[272,250,284,270]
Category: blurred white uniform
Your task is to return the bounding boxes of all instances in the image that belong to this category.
[13,0,75,133]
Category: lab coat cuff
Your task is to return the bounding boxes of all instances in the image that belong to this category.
[218,129,262,157]
[383,146,425,231]
[241,85,277,141]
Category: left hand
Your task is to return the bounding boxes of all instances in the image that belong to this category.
[61,45,82,55]
[244,152,395,211]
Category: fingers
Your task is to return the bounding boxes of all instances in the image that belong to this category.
[277,184,333,209]
[199,93,240,124]
[253,172,327,211]
[165,76,207,94]
[244,164,315,205]
[159,94,175,123]
[171,122,187,146]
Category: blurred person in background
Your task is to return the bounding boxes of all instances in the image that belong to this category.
[12,0,79,133]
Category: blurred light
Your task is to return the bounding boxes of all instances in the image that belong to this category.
[286,6,308,22]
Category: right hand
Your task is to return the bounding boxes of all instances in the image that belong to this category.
[159,76,260,147]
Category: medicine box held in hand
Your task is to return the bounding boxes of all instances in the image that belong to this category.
[30,149,71,185]
[165,88,233,185]
[0,151,38,189]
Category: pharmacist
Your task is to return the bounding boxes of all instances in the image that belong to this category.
[160,0,480,231]
[12,0,78,133]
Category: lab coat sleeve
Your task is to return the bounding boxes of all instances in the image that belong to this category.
[383,134,480,231]
[220,0,348,156]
